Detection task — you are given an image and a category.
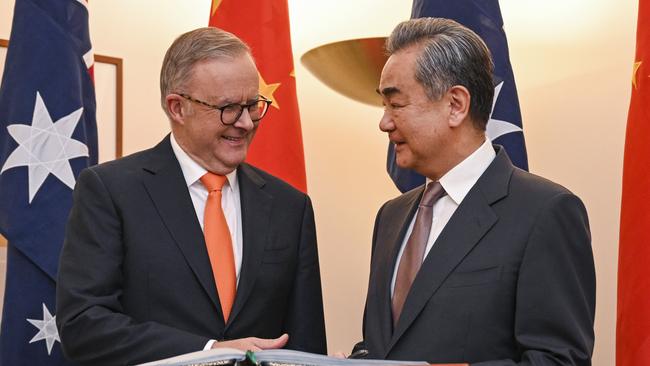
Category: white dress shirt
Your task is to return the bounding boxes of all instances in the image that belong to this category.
[390,138,496,296]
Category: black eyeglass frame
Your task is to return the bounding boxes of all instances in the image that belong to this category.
[176,93,272,125]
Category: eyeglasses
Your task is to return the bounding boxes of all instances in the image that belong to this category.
[177,93,272,125]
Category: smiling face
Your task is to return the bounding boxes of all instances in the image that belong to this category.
[168,53,260,175]
[378,46,457,179]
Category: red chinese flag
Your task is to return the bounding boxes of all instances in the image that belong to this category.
[617,2,650,365]
[209,0,307,192]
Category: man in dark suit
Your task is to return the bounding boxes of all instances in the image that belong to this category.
[352,18,595,365]
[56,27,326,365]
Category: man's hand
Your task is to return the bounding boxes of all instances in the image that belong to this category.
[211,334,289,352]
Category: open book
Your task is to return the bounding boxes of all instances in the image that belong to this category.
[137,348,428,366]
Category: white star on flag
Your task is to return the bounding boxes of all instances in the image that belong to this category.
[0,91,89,203]
[486,81,523,141]
[26,303,61,355]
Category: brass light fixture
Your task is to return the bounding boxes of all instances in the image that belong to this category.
[300,37,388,107]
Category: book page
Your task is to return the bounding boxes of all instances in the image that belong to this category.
[136,347,245,366]
[254,349,427,366]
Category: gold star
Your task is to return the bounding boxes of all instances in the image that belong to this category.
[259,72,281,110]
[632,61,642,89]
[211,0,222,16]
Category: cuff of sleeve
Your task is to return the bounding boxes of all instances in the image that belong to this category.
[204,339,216,350]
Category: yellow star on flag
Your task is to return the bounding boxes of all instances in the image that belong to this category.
[632,61,642,89]
[211,0,222,16]
[259,72,281,110]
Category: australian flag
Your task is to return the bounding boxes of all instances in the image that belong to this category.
[388,0,528,192]
[0,0,97,364]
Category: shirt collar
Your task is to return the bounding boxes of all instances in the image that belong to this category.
[433,138,496,205]
[170,133,238,189]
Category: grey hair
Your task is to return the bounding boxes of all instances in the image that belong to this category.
[160,27,251,115]
[386,18,494,130]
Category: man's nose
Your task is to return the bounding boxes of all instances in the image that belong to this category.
[379,111,395,133]
[233,108,255,131]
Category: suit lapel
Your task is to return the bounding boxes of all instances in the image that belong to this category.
[371,188,422,355]
[226,164,272,327]
[385,147,512,355]
[141,136,224,321]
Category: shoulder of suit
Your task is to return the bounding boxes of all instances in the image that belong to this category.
[239,163,308,198]
[81,144,161,186]
[509,167,578,200]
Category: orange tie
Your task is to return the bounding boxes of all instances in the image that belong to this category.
[200,172,236,322]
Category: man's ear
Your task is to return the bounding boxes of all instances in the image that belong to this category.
[447,85,471,128]
[165,94,187,124]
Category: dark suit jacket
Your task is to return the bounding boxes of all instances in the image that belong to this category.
[355,146,595,365]
[56,136,326,365]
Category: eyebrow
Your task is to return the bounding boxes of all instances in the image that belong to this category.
[377,86,401,97]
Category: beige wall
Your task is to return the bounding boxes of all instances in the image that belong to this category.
[0,1,635,364]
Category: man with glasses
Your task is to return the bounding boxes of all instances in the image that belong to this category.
[56,27,326,365]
